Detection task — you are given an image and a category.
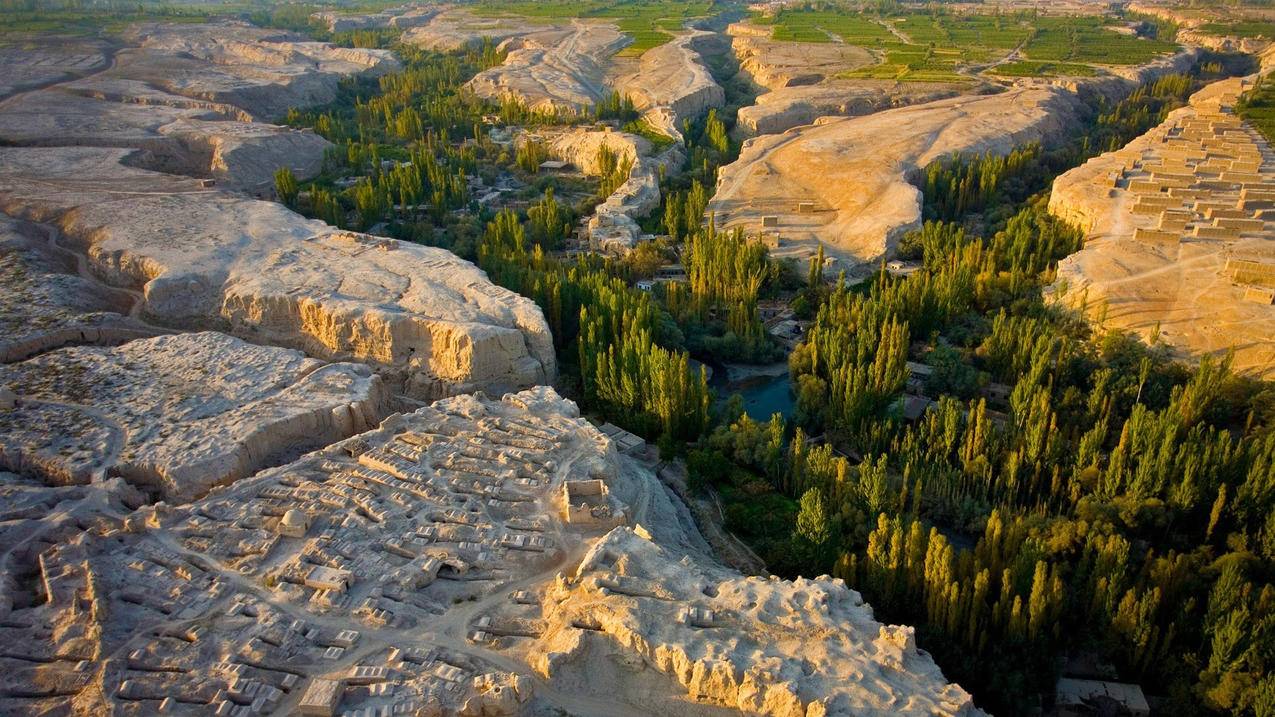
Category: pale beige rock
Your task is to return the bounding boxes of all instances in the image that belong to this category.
[403,8,548,53]
[710,86,1084,270]
[0,213,152,363]
[735,80,960,138]
[731,27,876,92]
[0,388,980,717]
[531,527,983,716]
[0,22,396,189]
[725,24,963,138]
[311,6,440,33]
[0,331,387,499]
[1049,77,1275,377]
[542,128,683,252]
[616,30,725,136]
[0,37,110,100]
[467,22,631,114]
[122,22,398,119]
[0,146,556,398]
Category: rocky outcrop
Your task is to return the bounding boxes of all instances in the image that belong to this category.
[735,80,960,138]
[0,22,395,189]
[710,85,1084,271]
[731,28,875,92]
[543,128,683,252]
[0,331,387,499]
[467,22,631,114]
[0,23,555,398]
[1049,77,1275,377]
[123,22,397,119]
[1128,2,1272,54]
[0,387,983,716]
[0,146,556,399]
[532,528,983,716]
[403,8,548,53]
[158,119,330,192]
[311,6,440,33]
[724,24,960,138]
[0,38,111,101]
[616,30,725,137]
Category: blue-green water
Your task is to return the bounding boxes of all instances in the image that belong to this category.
[711,370,795,422]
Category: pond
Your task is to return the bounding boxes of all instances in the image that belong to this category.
[709,365,796,422]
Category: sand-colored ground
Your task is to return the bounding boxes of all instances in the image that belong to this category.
[403,7,549,53]
[0,332,386,500]
[0,36,113,100]
[0,213,151,363]
[466,22,632,114]
[710,85,1083,270]
[0,146,556,399]
[539,127,684,251]
[1050,77,1275,377]
[0,22,396,192]
[711,42,1199,272]
[727,22,967,138]
[736,79,961,137]
[0,387,984,717]
[0,23,555,399]
[616,29,726,137]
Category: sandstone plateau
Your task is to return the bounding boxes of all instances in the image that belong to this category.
[710,85,1084,270]
[541,127,685,252]
[403,8,549,53]
[1049,77,1275,376]
[0,16,998,717]
[726,23,964,138]
[616,29,726,137]
[467,22,632,115]
[0,22,556,400]
[0,22,397,192]
[0,332,387,501]
[0,388,983,716]
[0,146,555,399]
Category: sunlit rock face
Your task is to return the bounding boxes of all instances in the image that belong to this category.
[0,388,983,717]
[710,85,1085,270]
[0,146,556,399]
[465,22,631,114]
[0,331,388,500]
[0,19,556,401]
[1050,77,1275,377]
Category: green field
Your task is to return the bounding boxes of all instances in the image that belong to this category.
[990,59,1098,77]
[1022,16,1177,65]
[472,0,715,56]
[1199,19,1275,39]
[761,9,894,45]
[754,7,1178,80]
[894,14,1032,58]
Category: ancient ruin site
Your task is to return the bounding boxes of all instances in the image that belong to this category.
[3,0,1275,716]
[1050,76,1275,375]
